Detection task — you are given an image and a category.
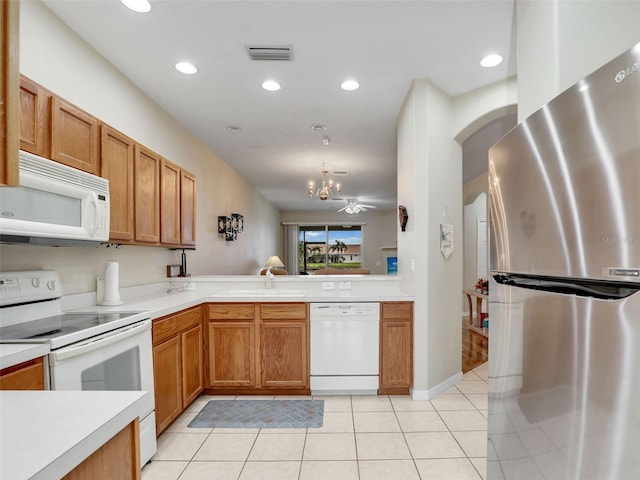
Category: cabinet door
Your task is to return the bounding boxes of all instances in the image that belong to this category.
[1,0,19,186]
[134,144,160,243]
[101,125,134,241]
[51,97,99,175]
[0,357,45,390]
[180,169,196,246]
[160,158,181,245]
[19,75,49,157]
[208,321,256,387]
[62,420,139,480]
[181,324,203,407]
[260,320,308,388]
[153,336,182,435]
[379,320,412,393]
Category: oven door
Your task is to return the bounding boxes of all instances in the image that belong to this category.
[49,319,156,465]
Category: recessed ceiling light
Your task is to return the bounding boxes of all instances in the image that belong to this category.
[340,79,360,91]
[309,124,327,131]
[261,80,281,91]
[225,125,243,132]
[175,62,198,75]
[480,54,503,68]
[121,0,151,13]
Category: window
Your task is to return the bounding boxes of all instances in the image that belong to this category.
[298,225,362,274]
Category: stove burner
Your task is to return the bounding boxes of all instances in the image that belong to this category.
[0,311,147,345]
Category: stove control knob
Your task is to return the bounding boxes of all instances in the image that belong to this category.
[31,277,41,288]
[47,280,57,290]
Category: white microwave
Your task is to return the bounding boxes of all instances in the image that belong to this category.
[0,151,110,246]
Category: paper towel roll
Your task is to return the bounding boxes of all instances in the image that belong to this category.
[101,261,123,306]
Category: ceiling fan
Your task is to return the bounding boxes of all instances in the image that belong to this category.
[337,199,377,215]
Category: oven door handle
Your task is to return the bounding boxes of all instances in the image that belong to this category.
[52,320,151,362]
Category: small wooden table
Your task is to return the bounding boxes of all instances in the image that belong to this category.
[463,289,488,337]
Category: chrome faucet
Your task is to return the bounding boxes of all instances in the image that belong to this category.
[265,267,275,289]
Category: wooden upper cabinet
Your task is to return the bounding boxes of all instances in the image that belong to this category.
[51,97,99,175]
[160,158,181,245]
[134,144,160,243]
[180,169,196,246]
[19,75,50,157]
[101,125,135,241]
[1,0,20,186]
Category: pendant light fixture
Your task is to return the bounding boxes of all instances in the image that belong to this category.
[308,163,340,200]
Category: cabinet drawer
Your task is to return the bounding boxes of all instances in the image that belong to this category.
[0,357,45,390]
[381,302,412,320]
[153,306,202,345]
[260,303,307,320]
[208,303,255,321]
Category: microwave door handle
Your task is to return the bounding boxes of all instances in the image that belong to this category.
[88,191,99,236]
[52,320,151,362]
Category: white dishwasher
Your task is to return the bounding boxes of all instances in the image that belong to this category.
[310,302,380,395]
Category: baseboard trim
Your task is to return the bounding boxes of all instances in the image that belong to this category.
[410,371,463,400]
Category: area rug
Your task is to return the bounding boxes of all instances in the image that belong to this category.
[188,399,324,429]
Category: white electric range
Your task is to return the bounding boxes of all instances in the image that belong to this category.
[0,270,157,466]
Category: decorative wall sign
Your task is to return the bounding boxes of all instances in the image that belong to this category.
[440,223,454,260]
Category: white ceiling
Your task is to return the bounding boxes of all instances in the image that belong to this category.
[43,0,517,212]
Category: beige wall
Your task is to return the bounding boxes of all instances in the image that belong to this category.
[279,209,396,275]
[0,1,280,294]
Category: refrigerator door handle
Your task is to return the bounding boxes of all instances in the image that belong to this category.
[492,272,640,300]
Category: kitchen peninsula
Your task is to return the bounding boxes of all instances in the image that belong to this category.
[0,390,150,480]
[1,274,413,459]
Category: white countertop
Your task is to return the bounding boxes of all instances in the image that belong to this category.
[0,390,149,480]
[1,275,413,368]
[0,343,50,370]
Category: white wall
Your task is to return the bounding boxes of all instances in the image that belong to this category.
[516,0,640,120]
[0,1,280,293]
[397,80,463,396]
[279,209,396,275]
[452,77,517,144]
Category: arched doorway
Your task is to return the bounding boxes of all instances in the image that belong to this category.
[460,111,516,372]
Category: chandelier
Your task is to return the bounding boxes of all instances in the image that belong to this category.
[308,163,340,200]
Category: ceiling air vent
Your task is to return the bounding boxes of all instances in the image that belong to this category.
[246,45,294,61]
[332,170,349,176]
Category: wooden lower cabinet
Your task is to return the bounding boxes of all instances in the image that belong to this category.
[260,303,308,389]
[379,302,413,395]
[152,306,203,435]
[152,336,182,434]
[206,303,309,394]
[181,324,203,406]
[63,419,140,480]
[0,357,45,390]
[208,321,256,387]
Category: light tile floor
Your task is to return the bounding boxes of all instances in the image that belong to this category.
[142,363,488,480]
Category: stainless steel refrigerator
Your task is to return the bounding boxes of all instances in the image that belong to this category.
[487,42,640,479]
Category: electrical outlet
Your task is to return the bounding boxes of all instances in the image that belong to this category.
[183,282,196,291]
[339,281,351,290]
[322,282,335,290]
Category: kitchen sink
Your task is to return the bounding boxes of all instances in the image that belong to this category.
[213,289,307,297]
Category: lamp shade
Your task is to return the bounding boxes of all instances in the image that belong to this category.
[266,255,285,268]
